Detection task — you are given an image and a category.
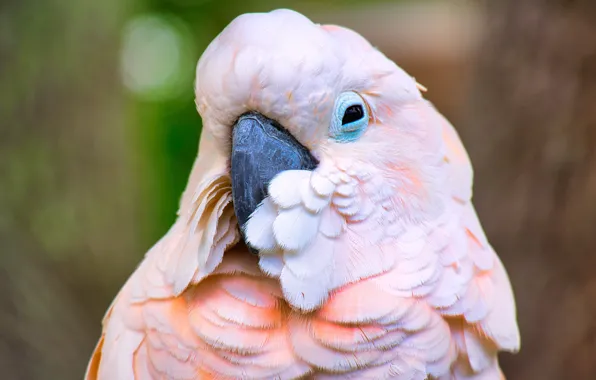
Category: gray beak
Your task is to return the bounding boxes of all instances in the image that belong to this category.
[230,112,318,253]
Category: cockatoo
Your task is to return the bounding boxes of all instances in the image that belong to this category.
[86,9,520,380]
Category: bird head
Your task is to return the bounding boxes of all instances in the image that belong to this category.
[190,9,467,310]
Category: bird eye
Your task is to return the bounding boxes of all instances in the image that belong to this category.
[330,91,369,143]
[342,105,364,125]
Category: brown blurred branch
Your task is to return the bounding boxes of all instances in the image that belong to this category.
[462,1,596,379]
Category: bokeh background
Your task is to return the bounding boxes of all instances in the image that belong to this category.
[2,0,596,379]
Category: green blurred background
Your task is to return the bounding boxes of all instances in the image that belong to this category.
[2,0,596,379]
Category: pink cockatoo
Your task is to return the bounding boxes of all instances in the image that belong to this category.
[86,9,520,380]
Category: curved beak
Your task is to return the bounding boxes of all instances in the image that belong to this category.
[230,112,318,253]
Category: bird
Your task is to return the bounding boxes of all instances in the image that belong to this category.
[86,9,520,379]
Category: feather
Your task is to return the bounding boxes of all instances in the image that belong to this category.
[283,233,334,276]
[301,179,331,212]
[258,252,285,276]
[289,315,384,373]
[273,206,320,251]
[269,170,310,208]
[310,172,336,196]
[279,264,333,311]
[319,207,345,238]
[245,197,277,252]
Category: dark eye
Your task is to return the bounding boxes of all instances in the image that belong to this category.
[330,92,369,143]
[342,105,364,125]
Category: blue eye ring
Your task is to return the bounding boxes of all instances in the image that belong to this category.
[329,91,370,143]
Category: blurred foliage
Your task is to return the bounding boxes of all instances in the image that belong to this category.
[1,0,137,378]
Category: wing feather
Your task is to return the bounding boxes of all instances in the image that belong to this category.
[87,129,274,380]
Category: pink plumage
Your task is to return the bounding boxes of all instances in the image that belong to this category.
[86,9,519,380]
